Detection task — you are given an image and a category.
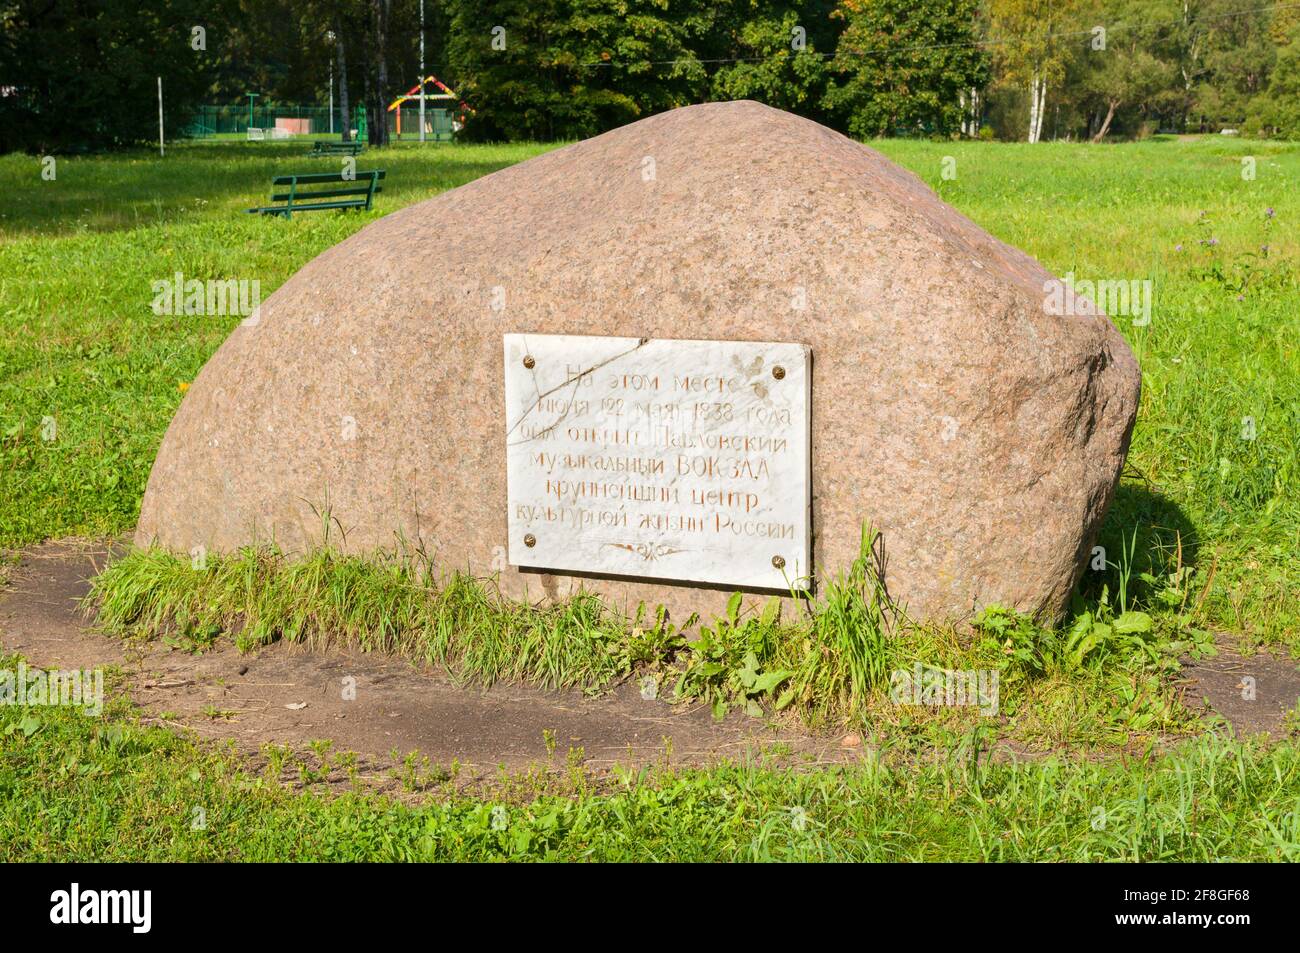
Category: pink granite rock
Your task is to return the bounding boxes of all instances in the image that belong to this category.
[136,100,1140,624]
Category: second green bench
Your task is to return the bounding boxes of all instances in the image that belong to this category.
[246,170,385,218]
[309,140,365,157]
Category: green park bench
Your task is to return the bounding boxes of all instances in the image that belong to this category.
[308,140,365,157]
[246,170,385,218]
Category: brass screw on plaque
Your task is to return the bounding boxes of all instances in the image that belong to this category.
[772,555,786,569]
[523,355,536,369]
[772,365,786,380]
[524,533,537,548]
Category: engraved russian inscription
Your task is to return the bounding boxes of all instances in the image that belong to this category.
[504,334,811,590]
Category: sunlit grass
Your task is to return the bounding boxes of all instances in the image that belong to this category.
[87,522,1210,751]
[2,134,1297,650]
[2,655,1296,862]
[876,135,1299,644]
[3,134,1297,862]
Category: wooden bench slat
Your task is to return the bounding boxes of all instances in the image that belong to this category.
[270,187,383,201]
[308,141,365,157]
[250,199,369,216]
[272,170,385,185]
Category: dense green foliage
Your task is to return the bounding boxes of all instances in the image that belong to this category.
[6,0,1299,153]
[824,0,988,138]
[0,0,225,153]
[441,0,711,141]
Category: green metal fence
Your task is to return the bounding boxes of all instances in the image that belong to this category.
[185,104,456,141]
[185,105,352,139]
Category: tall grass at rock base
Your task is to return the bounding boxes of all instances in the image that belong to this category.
[88,544,667,692]
[86,523,1208,744]
[88,526,917,726]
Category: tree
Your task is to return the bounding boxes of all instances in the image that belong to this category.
[1247,18,1300,138]
[823,0,988,138]
[1159,0,1274,132]
[1194,0,1275,129]
[1084,48,1171,141]
[203,1,339,106]
[335,24,352,140]
[0,0,227,153]
[988,0,1082,142]
[707,1,838,123]
[367,0,391,146]
[1075,0,1176,141]
[445,0,710,142]
[310,0,363,141]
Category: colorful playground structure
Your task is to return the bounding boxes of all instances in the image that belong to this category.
[387,75,473,140]
[187,78,472,142]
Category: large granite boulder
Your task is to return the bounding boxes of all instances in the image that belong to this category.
[137,100,1140,623]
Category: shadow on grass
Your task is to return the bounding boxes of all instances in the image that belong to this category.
[4,140,542,237]
[1077,479,1200,610]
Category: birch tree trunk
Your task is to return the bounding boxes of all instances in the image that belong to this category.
[1029,76,1047,142]
[1028,74,1040,142]
[1038,78,1047,141]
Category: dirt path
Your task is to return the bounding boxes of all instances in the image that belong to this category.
[0,541,851,780]
[1178,641,1300,737]
[2,542,1296,786]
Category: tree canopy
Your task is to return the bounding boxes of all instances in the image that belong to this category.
[2,0,1297,153]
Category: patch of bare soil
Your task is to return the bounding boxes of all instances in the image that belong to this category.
[2,542,1295,792]
[1178,643,1300,738]
[0,542,852,783]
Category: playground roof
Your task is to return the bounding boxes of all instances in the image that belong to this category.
[388,76,471,114]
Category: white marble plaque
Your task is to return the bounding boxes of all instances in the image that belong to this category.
[504,334,811,590]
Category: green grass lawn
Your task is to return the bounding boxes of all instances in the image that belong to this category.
[912,136,1299,644]
[2,135,1295,643]
[0,139,552,552]
[1,133,1297,861]
[2,660,1297,862]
